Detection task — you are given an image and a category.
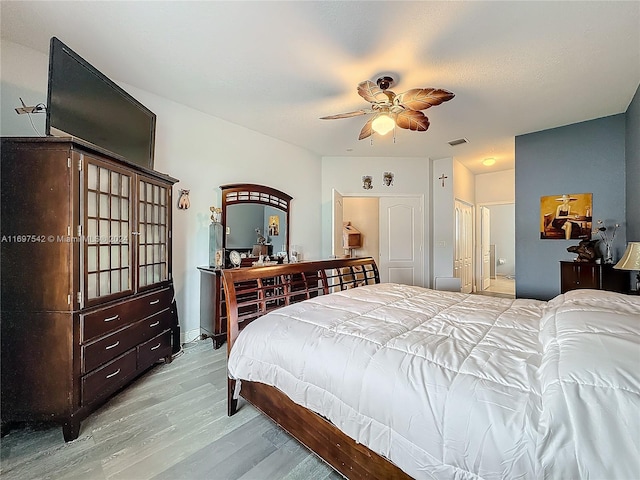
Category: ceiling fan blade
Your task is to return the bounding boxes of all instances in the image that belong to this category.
[357,80,390,104]
[320,109,371,120]
[358,117,374,140]
[395,88,455,111]
[396,110,430,131]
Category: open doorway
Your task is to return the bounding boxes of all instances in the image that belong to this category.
[332,192,424,286]
[478,203,515,297]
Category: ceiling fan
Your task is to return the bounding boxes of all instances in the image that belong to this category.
[320,76,455,140]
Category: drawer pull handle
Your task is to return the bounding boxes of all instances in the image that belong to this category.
[151,343,161,351]
[149,299,160,305]
[106,368,121,379]
[104,314,119,322]
[149,321,160,327]
[105,341,120,350]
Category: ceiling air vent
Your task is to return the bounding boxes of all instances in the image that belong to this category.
[448,138,469,147]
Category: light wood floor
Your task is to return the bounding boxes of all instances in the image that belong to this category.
[0,340,343,480]
[477,275,515,298]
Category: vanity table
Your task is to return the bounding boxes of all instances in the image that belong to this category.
[199,184,292,349]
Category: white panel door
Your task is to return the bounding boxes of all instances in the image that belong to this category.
[454,200,474,293]
[331,189,344,257]
[481,206,491,290]
[379,197,423,286]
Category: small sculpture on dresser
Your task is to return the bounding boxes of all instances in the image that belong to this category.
[567,239,598,262]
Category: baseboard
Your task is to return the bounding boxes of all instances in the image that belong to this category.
[181,328,202,345]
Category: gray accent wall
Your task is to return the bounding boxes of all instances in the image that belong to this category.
[626,84,640,242]
[515,114,627,300]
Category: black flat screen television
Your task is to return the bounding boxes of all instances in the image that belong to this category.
[46,37,156,170]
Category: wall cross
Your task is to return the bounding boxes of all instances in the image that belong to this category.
[439,174,448,187]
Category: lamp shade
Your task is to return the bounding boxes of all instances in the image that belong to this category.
[613,242,640,271]
[371,114,395,135]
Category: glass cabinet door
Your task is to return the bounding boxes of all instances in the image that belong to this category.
[137,177,170,289]
[84,158,133,302]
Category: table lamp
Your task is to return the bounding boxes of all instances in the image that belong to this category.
[613,242,640,293]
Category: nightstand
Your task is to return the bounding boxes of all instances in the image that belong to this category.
[560,261,630,294]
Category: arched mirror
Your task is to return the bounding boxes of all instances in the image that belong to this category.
[221,184,292,266]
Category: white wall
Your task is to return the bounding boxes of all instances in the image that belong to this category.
[453,159,475,205]
[431,158,455,281]
[1,39,322,342]
[430,158,476,285]
[321,156,431,284]
[1,41,49,135]
[476,169,515,204]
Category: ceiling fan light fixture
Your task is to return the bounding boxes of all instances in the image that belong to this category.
[372,114,395,135]
[321,76,454,141]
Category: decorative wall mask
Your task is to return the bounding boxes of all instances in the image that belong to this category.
[362,175,373,190]
[383,172,394,186]
[178,189,191,210]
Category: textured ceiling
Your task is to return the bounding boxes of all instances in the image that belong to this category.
[2,1,639,174]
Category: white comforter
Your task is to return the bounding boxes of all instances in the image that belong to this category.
[227,283,640,479]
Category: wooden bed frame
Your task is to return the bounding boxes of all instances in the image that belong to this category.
[222,257,412,479]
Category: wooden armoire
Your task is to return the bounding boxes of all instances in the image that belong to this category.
[1,137,179,441]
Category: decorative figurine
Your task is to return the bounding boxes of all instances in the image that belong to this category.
[229,250,242,268]
[567,239,598,262]
[210,206,222,223]
[255,228,266,245]
[178,189,190,210]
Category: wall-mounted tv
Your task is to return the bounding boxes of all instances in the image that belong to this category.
[46,37,156,170]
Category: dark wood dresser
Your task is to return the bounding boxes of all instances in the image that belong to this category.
[1,137,179,441]
[560,261,629,294]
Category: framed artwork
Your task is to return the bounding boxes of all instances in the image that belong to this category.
[540,193,592,240]
[268,215,280,236]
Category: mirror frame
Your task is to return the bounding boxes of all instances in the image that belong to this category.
[220,183,292,262]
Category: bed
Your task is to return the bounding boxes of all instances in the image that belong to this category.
[222,257,640,479]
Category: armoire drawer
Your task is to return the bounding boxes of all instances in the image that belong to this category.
[81,324,139,374]
[135,308,174,344]
[81,287,173,342]
[81,349,136,406]
[138,329,172,370]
